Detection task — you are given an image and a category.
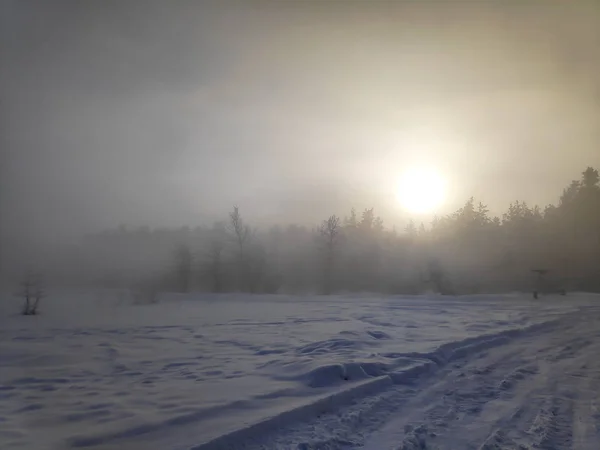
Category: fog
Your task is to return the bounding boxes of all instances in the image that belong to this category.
[1,1,599,289]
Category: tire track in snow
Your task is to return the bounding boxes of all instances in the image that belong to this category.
[571,359,600,450]
[241,307,600,450]
[368,309,600,450]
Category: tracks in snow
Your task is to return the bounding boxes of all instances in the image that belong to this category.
[242,307,600,450]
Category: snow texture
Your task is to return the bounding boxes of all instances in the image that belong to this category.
[0,291,598,449]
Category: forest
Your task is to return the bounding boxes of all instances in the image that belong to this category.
[16,167,600,297]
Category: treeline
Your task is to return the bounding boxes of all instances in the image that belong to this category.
[48,167,600,295]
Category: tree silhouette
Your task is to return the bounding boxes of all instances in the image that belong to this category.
[227,206,252,290]
[30,165,600,295]
[317,215,341,295]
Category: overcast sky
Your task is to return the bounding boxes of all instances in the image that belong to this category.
[2,0,599,244]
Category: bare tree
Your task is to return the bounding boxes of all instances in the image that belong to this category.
[227,206,251,262]
[317,215,341,294]
[227,206,252,290]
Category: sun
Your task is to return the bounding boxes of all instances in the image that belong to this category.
[397,167,446,214]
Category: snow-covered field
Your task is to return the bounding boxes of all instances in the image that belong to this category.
[1,291,598,449]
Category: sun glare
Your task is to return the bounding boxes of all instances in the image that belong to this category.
[397,167,446,214]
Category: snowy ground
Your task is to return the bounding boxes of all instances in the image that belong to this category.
[0,291,598,450]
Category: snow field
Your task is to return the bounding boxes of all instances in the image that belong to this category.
[0,291,593,449]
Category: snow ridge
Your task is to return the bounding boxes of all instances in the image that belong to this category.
[194,317,566,450]
[244,306,600,450]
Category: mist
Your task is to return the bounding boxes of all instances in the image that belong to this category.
[4,5,600,449]
[1,1,599,289]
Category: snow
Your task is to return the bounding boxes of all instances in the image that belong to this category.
[0,291,597,450]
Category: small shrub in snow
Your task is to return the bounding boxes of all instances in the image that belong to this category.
[17,272,44,315]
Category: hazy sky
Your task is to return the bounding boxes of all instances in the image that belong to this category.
[2,0,599,243]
